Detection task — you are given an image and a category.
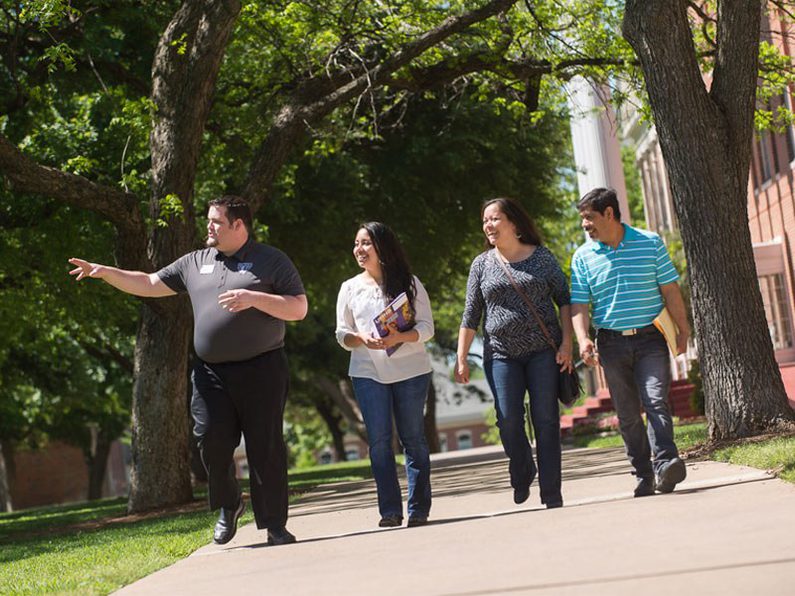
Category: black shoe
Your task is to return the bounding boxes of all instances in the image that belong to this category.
[267,527,297,546]
[407,516,428,528]
[513,486,530,505]
[634,475,656,497]
[656,457,687,494]
[545,501,563,509]
[378,514,403,528]
[213,498,246,545]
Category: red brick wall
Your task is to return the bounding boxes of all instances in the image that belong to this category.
[439,423,491,451]
[780,363,795,408]
[11,441,89,509]
[747,10,795,366]
[9,440,129,509]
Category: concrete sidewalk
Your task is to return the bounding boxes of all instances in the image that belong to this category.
[117,447,795,595]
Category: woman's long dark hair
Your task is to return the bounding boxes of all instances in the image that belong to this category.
[359,222,416,309]
[481,197,543,251]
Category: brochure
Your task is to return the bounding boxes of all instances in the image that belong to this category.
[372,291,415,356]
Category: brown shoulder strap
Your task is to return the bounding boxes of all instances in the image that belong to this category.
[491,249,557,351]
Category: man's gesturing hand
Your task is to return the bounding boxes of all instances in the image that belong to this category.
[218,289,257,313]
[68,258,104,281]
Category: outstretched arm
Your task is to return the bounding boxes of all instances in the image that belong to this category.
[68,258,176,298]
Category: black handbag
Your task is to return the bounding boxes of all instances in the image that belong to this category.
[493,250,581,407]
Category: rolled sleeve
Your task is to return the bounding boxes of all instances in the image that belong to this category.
[412,277,434,343]
[335,282,357,351]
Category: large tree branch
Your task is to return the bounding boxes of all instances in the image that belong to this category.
[148,0,241,263]
[386,54,638,93]
[241,0,520,208]
[623,2,718,141]
[79,340,135,375]
[0,134,148,269]
[709,0,762,157]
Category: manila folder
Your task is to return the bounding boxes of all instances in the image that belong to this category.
[653,307,679,355]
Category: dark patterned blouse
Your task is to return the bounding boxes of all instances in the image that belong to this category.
[461,247,570,361]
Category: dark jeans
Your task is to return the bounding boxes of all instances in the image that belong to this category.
[191,349,289,530]
[351,373,432,519]
[596,328,678,478]
[484,349,562,505]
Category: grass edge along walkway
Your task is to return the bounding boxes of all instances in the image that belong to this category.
[0,460,374,595]
[573,420,795,484]
[2,427,794,595]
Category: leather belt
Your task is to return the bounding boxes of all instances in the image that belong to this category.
[598,324,658,337]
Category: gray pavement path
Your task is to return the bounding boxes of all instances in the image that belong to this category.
[117,446,795,595]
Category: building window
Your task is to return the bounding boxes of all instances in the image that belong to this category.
[757,132,774,183]
[438,434,448,453]
[759,273,794,350]
[456,431,473,450]
[751,145,759,190]
[781,90,795,164]
[344,446,360,461]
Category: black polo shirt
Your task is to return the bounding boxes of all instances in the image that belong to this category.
[156,239,305,363]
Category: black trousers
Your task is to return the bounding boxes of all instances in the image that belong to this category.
[191,349,289,530]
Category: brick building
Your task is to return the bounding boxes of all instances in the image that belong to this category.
[7,440,129,510]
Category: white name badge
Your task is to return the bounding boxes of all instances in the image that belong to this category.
[200,264,215,275]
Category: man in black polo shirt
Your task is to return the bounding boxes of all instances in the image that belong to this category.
[68,196,307,546]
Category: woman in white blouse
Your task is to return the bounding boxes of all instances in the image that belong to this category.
[335,222,434,528]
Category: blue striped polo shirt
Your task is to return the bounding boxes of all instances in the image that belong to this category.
[570,224,679,330]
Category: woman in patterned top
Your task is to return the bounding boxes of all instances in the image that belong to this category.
[455,198,573,508]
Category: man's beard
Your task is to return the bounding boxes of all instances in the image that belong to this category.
[206,237,218,247]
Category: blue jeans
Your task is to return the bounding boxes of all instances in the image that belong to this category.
[484,349,562,505]
[351,373,432,518]
[596,328,678,478]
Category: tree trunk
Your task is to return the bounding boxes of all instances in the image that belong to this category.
[313,377,367,441]
[128,300,194,511]
[0,440,13,512]
[125,0,241,513]
[424,380,441,454]
[623,1,795,440]
[315,398,348,462]
[86,429,112,501]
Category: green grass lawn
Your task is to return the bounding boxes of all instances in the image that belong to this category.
[0,460,375,595]
[711,435,795,483]
[572,420,709,451]
[4,424,794,595]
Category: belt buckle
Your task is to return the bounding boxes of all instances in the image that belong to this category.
[621,329,638,336]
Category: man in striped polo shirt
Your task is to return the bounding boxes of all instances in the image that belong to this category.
[571,188,691,497]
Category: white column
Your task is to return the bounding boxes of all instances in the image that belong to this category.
[567,77,631,223]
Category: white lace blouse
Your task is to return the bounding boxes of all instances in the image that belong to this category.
[335,274,434,383]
